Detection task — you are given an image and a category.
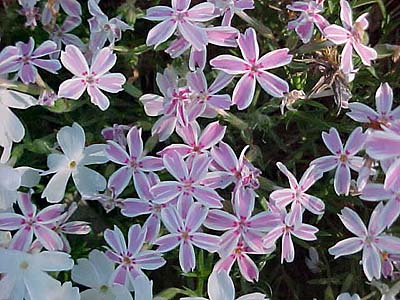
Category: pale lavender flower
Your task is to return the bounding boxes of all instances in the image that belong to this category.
[208,0,254,26]
[145,0,217,51]
[287,0,329,43]
[58,45,126,111]
[102,124,132,148]
[104,224,166,288]
[0,37,61,84]
[42,0,81,25]
[0,248,74,300]
[210,28,292,110]
[310,127,366,196]
[18,0,40,29]
[324,0,377,74]
[329,204,400,281]
[41,123,109,203]
[0,191,66,251]
[155,204,220,272]
[49,16,84,55]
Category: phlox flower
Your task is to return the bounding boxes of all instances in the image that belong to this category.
[38,89,59,106]
[0,191,66,251]
[58,45,126,111]
[305,247,321,273]
[210,27,292,110]
[324,0,377,74]
[270,162,324,221]
[17,0,40,29]
[158,121,226,159]
[49,16,85,55]
[0,248,74,300]
[0,162,40,211]
[208,0,255,26]
[336,293,360,300]
[104,225,166,289]
[102,124,132,148]
[151,152,224,215]
[53,282,80,300]
[361,183,400,229]
[0,37,61,84]
[72,249,133,300]
[329,204,400,281]
[88,0,132,52]
[155,204,220,272]
[207,141,261,192]
[181,269,268,300]
[365,127,400,192]
[82,186,124,213]
[263,205,318,263]
[347,83,400,129]
[106,126,164,198]
[42,0,81,25]
[287,0,329,43]
[121,172,172,243]
[42,122,109,203]
[310,127,366,196]
[145,0,217,51]
[186,70,233,118]
[205,188,280,255]
[0,81,37,163]
[214,239,261,282]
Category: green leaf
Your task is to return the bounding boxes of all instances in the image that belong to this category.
[123,83,143,98]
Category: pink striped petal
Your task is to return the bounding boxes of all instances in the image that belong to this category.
[127,127,143,159]
[322,127,343,155]
[211,142,238,172]
[339,0,353,29]
[258,48,292,70]
[106,141,129,164]
[310,155,338,172]
[91,47,116,76]
[353,42,377,67]
[281,232,295,263]
[145,6,174,21]
[301,194,325,215]
[161,206,183,233]
[179,241,196,272]
[276,162,298,189]
[127,224,146,255]
[34,224,63,250]
[104,226,127,254]
[87,85,110,111]
[324,25,350,44]
[97,73,126,93]
[375,235,400,254]
[146,18,177,48]
[237,253,259,282]
[121,198,151,217]
[163,151,188,181]
[347,102,379,123]
[376,82,393,115]
[60,45,89,76]
[151,182,181,203]
[198,121,226,150]
[192,186,223,208]
[238,28,259,62]
[256,70,289,97]
[186,3,215,22]
[210,55,249,75]
[339,207,367,237]
[204,210,237,230]
[328,237,364,258]
[0,213,25,230]
[155,233,180,252]
[178,21,208,51]
[360,183,391,201]
[8,227,33,251]
[58,78,87,100]
[341,41,354,74]
[384,159,400,193]
[36,204,65,223]
[292,224,318,241]
[362,244,381,281]
[232,73,256,110]
[185,202,208,232]
[191,232,220,252]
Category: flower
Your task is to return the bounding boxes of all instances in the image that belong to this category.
[209,0,255,26]
[106,126,164,198]
[0,191,66,251]
[145,0,217,50]
[72,249,133,300]
[49,16,85,55]
[347,83,400,130]
[151,152,224,214]
[42,0,82,25]
[310,127,366,195]
[270,162,324,221]
[205,188,280,255]
[102,124,132,148]
[0,81,37,163]
[210,27,292,110]
[263,205,318,263]
[181,269,268,300]
[42,122,109,203]
[0,248,74,300]
[104,224,166,288]
[328,204,400,281]
[88,0,132,52]
[17,0,40,29]
[53,282,80,300]
[324,0,377,74]
[287,0,330,43]
[155,204,220,272]
[58,45,126,111]
[336,293,361,300]
[0,37,61,84]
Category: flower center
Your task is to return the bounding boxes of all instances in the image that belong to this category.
[352,22,365,43]
[100,285,109,293]
[20,261,29,269]
[339,154,347,163]
[68,160,77,169]
[181,231,190,240]
[122,256,132,265]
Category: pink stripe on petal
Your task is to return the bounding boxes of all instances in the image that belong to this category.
[8,227,33,251]
[198,121,226,150]
[191,232,220,252]
[104,226,127,254]
[339,0,353,29]
[324,24,350,44]
[232,73,256,110]
[127,127,143,159]
[328,237,364,258]
[301,194,325,215]
[237,253,259,282]
[376,82,393,115]
[186,3,215,22]
[97,73,126,93]
[0,213,25,230]
[58,78,87,100]
[36,204,65,223]
[362,244,381,281]
[238,28,259,62]
[177,21,208,51]
[161,206,183,233]
[210,55,249,75]
[339,207,367,237]
[17,192,36,218]
[155,233,180,252]
[91,47,117,76]
[204,210,237,230]
[256,70,289,98]
[146,18,177,48]
[121,198,151,217]
[192,186,223,208]
[347,102,379,123]
[344,127,365,155]
[150,182,181,203]
[353,42,377,67]
[292,224,318,241]
[127,224,146,255]
[341,41,354,74]
[185,202,208,232]
[34,225,63,250]
[87,85,110,111]
[145,6,174,21]
[106,141,129,164]
[258,48,292,70]
[60,45,89,76]
[109,166,132,197]
[281,232,295,263]
[179,241,196,272]
[384,159,400,193]
[322,127,343,155]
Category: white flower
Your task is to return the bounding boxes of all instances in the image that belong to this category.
[52,282,80,300]
[181,270,268,300]
[42,122,109,203]
[0,80,37,163]
[72,249,133,300]
[336,293,361,300]
[0,231,11,248]
[0,162,40,211]
[0,248,74,300]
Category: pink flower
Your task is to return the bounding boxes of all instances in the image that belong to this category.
[347,83,400,129]
[209,0,254,26]
[151,152,224,215]
[310,127,366,195]
[287,0,330,43]
[263,204,318,263]
[104,224,166,287]
[101,124,132,148]
[214,239,260,282]
[0,191,66,251]
[205,188,280,255]
[58,45,126,111]
[145,0,217,50]
[270,162,324,220]
[106,126,164,198]
[158,121,226,159]
[210,27,292,110]
[328,204,400,281]
[324,0,377,74]
[0,37,61,84]
[155,203,220,272]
